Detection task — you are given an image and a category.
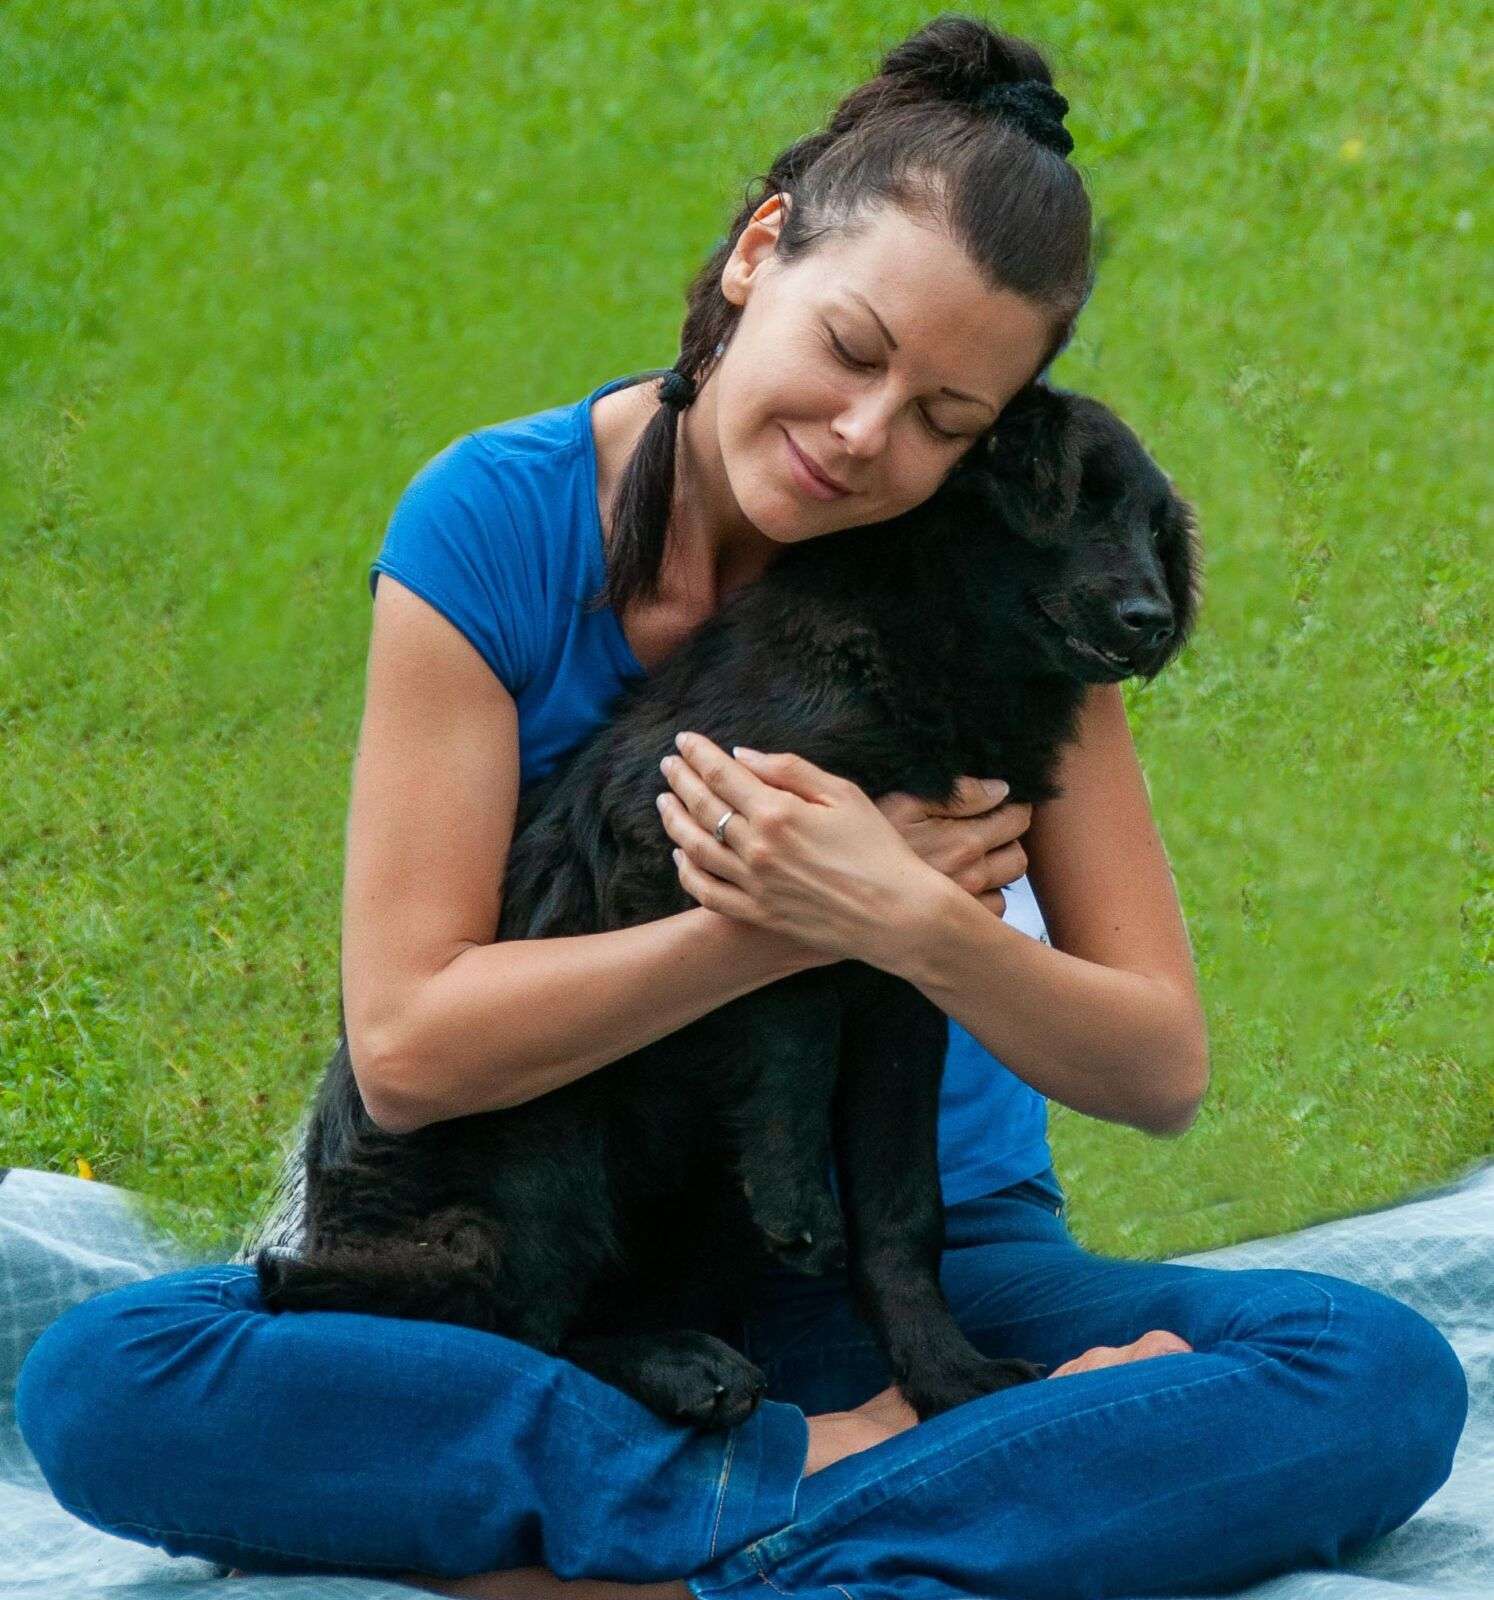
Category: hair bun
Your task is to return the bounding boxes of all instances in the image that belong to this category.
[873,17,1073,156]
[972,79,1073,157]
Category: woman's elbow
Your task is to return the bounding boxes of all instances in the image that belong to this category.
[1148,1015,1210,1137]
[346,1019,428,1134]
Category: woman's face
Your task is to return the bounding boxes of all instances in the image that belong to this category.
[700,194,1055,548]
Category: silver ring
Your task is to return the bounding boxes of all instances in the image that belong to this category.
[713,808,736,844]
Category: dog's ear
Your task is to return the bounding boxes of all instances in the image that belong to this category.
[1155,485,1203,663]
[967,383,1082,542]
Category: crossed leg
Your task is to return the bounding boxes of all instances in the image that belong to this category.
[387,1183,1208,1599]
[672,1184,1464,1600]
[384,1328,1194,1599]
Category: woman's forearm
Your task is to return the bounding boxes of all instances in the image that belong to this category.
[885,877,1209,1136]
[368,908,815,1133]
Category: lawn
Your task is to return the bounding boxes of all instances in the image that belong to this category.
[2,0,1488,1263]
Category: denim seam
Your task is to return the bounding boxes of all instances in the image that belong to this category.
[707,1427,740,1560]
[739,1279,1338,1588]
[749,1548,854,1600]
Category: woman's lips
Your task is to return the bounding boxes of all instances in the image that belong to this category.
[783,429,851,500]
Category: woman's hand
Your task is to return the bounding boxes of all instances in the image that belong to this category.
[654,733,1030,968]
[872,776,1033,918]
[655,732,947,969]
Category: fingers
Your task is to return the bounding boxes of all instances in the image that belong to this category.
[964,798,1033,887]
[873,790,921,826]
[930,779,1033,848]
[664,733,773,820]
[984,838,1028,886]
[672,731,842,811]
[951,839,1028,898]
[893,777,1033,894]
[929,775,1010,817]
[656,768,752,889]
[975,887,1008,917]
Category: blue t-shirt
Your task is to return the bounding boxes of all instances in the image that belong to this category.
[368,373,1054,1205]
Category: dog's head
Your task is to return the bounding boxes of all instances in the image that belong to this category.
[948,383,1201,683]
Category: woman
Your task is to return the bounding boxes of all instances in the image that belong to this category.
[15,16,1466,1599]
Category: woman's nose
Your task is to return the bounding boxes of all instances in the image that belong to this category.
[830,392,894,457]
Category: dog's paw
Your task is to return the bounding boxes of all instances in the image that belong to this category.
[630,1332,769,1429]
[743,1178,847,1276]
[901,1354,1046,1420]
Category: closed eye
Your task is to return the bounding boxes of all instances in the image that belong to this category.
[824,327,974,443]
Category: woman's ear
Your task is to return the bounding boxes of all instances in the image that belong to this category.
[721,194,789,308]
[979,383,1080,541]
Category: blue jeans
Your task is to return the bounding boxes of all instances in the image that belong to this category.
[15,1166,1467,1597]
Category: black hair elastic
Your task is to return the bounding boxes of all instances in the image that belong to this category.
[658,369,697,408]
[973,79,1074,158]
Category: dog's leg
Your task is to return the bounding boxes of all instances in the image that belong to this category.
[706,972,846,1276]
[833,969,1045,1419]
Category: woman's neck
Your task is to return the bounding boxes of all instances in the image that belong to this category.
[592,376,779,615]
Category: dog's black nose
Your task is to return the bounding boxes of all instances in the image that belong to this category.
[1115,596,1174,652]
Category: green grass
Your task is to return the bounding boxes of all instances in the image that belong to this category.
[2,1,1488,1263]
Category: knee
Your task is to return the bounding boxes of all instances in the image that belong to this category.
[16,1269,224,1525]
[16,1288,126,1512]
[1296,1270,1468,1524]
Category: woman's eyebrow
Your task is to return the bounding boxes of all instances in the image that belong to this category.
[843,289,997,413]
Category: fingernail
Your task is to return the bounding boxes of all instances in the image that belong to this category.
[733,746,764,763]
[985,779,1009,799]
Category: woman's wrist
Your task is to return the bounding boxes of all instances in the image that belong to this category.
[864,871,968,982]
[702,871,958,981]
[690,904,832,981]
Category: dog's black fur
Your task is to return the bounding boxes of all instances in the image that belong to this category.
[256,381,1200,1428]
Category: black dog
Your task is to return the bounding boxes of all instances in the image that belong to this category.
[256,382,1199,1427]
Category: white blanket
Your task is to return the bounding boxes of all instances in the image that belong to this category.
[3,1158,1488,1597]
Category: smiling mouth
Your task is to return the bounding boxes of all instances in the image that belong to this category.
[784,429,851,495]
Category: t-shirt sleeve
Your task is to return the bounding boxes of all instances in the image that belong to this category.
[367,433,539,696]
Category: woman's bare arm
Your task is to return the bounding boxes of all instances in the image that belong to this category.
[883,682,1209,1134]
[342,576,813,1136]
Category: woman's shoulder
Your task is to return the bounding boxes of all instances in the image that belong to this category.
[404,390,594,506]
[367,384,627,696]
[368,428,578,699]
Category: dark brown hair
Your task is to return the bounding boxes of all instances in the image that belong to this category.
[588,13,1094,619]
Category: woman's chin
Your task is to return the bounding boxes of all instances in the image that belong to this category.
[758,488,867,543]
